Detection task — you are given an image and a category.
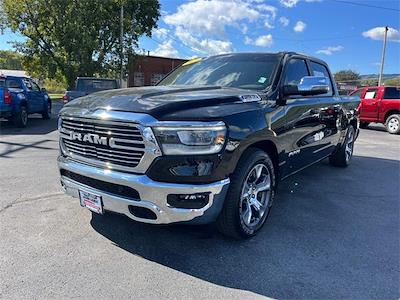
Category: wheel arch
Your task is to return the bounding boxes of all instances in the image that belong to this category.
[243,140,279,178]
[384,110,400,123]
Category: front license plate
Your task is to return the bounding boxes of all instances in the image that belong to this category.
[79,190,103,214]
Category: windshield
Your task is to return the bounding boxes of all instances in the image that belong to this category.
[159,53,281,90]
[76,79,117,92]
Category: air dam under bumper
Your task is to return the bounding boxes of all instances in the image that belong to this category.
[58,156,230,224]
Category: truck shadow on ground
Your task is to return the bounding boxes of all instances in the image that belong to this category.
[0,116,58,136]
[0,103,62,136]
[90,156,399,299]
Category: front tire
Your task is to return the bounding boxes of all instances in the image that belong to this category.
[359,121,369,129]
[329,125,355,167]
[385,114,400,134]
[13,106,28,128]
[217,148,276,239]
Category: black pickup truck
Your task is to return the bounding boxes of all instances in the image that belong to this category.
[58,52,360,239]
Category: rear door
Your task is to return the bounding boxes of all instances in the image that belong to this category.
[360,87,379,121]
[29,79,44,113]
[22,78,38,112]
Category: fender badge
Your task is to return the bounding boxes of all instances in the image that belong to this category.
[239,94,261,102]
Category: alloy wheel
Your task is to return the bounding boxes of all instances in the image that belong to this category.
[239,163,272,229]
[345,129,354,162]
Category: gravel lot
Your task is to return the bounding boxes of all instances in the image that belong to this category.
[0,106,399,299]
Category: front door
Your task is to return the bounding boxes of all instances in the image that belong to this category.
[280,58,329,172]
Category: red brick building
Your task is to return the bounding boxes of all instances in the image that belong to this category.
[128,55,187,87]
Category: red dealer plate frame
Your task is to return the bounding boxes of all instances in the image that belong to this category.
[79,190,103,214]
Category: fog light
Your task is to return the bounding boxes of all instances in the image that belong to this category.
[167,193,210,209]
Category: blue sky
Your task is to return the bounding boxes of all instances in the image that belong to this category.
[1,0,399,75]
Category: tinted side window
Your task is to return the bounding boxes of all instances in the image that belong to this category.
[23,79,32,90]
[350,89,363,98]
[383,87,400,99]
[310,61,333,96]
[6,79,23,89]
[30,80,40,92]
[284,59,309,86]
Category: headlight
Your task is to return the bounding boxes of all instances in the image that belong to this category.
[152,122,226,155]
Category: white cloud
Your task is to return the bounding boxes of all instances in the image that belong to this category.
[244,34,273,47]
[280,0,300,8]
[163,0,279,56]
[164,0,260,36]
[152,28,169,40]
[150,40,179,58]
[280,0,321,7]
[294,21,306,33]
[362,27,400,42]
[316,45,344,55]
[279,17,289,27]
[175,27,233,55]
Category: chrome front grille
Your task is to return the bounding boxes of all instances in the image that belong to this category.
[60,117,145,170]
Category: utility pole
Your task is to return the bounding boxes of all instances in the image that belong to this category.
[378,26,388,86]
[120,3,124,86]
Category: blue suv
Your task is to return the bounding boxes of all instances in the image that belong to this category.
[0,75,51,127]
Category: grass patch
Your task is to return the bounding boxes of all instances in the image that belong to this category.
[49,93,64,101]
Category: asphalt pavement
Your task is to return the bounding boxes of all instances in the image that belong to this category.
[0,105,399,299]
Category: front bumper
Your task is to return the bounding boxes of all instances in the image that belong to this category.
[58,156,230,224]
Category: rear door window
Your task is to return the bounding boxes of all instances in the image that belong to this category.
[23,78,33,90]
[364,89,378,99]
[383,87,400,99]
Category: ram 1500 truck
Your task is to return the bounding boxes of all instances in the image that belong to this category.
[0,75,51,127]
[350,86,400,134]
[62,77,119,103]
[58,52,360,239]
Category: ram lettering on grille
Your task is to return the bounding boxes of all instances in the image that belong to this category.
[60,118,145,170]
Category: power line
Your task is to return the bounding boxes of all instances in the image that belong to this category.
[330,0,400,12]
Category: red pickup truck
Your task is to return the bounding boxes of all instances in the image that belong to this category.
[350,86,400,134]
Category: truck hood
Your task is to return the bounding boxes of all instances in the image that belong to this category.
[61,85,268,120]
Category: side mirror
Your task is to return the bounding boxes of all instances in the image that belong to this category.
[41,87,47,92]
[283,76,330,96]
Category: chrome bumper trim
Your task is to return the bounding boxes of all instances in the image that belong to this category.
[58,156,230,224]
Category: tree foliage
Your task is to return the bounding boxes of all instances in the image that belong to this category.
[2,0,160,88]
[384,77,400,86]
[334,70,360,82]
[0,50,23,70]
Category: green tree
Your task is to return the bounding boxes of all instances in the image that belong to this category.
[384,77,400,86]
[334,70,360,83]
[1,0,160,88]
[0,50,23,70]
[360,79,378,87]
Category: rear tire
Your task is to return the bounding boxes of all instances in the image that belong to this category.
[329,126,355,167]
[42,101,51,120]
[385,114,400,134]
[217,148,276,239]
[359,121,369,129]
[13,105,28,128]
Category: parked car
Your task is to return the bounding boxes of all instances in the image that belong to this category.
[62,77,119,103]
[350,86,400,134]
[58,52,360,239]
[0,75,51,127]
